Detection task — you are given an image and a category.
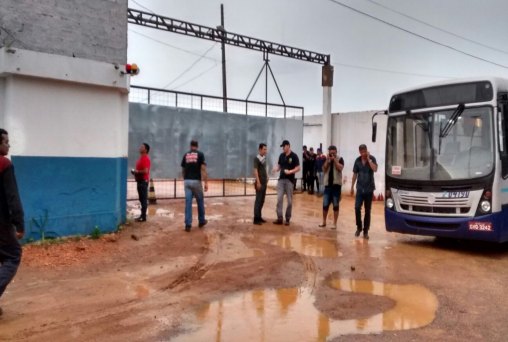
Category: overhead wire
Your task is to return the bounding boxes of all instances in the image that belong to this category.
[325,0,508,69]
[363,0,508,56]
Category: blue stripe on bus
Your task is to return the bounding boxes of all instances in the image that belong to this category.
[501,188,508,193]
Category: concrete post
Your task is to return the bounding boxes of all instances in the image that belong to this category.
[322,64,334,146]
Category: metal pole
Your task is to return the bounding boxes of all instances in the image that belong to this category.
[265,53,268,117]
[223,178,226,196]
[220,4,228,113]
[174,178,177,198]
[147,89,151,104]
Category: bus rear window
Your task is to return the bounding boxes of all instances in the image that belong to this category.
[389,81,493,112]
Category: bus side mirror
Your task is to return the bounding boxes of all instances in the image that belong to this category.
[372,122,377,143]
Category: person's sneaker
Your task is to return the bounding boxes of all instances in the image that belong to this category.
[284,220,290,226]
[185,225,191,232]
[331,224,337,230]
[355,229,362,237]
[253,220,262,225]
[273,219,283,225]
[260,218,267,223]
[135,216,146,222]
[363,233,370,240]
[198,220,208,228]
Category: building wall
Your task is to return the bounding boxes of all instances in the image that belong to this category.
[304,111,388,195]
[129,103,304,179]
[0,0,127,64]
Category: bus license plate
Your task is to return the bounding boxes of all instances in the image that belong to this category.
[443,191,469,198]
[468,222,492,231]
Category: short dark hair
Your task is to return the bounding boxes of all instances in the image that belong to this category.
[258,143,267,150]
[143,143,150,153]
[328,145,337,151]
[0,129,8,144]
[190,140,199,147]
[359,144,367,151]
[303,145,307,149]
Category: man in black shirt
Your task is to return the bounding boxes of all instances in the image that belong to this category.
[0,129,24,316]
[253,143,268,225]
[272,140,300,225]
[350,144,378,239]
[181,140,208,232]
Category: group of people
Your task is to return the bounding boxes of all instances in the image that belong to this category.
[252,141,378,240]
[133,139,378,241]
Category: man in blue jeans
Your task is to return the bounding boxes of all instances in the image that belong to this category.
[350,144,378,239]
[181,140,208,232]
[0,129,24,316]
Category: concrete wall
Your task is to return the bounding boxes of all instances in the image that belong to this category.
[129,103,303,179]
[304,111,388,195]
[0,0,127,64]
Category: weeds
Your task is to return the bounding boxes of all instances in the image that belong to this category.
[90,226,102,240]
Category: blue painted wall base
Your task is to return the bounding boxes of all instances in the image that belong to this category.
[12,156,127,241]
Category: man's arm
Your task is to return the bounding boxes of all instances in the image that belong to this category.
[201,164,208,192]
[367,152,378,172]
[335,158,344,172]
[350,173,358,196]
[253,161,261,190]
[3,166,24,238]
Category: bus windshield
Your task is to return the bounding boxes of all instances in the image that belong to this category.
[386,106,494,181]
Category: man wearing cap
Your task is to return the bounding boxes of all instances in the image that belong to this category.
[181,140,208,232]
[318,145,344,229]
[272,140,300,225]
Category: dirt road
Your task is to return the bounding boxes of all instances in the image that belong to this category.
[1,193,508,341]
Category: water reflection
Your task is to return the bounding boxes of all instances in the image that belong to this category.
[267,233,343,258]
[173,279,437,341]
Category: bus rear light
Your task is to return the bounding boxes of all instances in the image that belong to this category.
[483,190,492,200]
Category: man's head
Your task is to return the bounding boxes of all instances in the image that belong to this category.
[0,129,9,156]
[317,148,322,155]
[190,140,199,151]
[258,143,267,156]
[281,140,291,154]
[139,142,150,154]
[359,144,368,158]
[303,145,307,151]
[309,147,314,154]
[328,145,337,157]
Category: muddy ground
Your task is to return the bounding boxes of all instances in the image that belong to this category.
[1,193,508,341]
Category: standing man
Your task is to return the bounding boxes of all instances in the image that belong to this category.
[181,140,208,232]
[307,147,316,194]
[273,140,300,225]
[302,145,309,191]
[131,143,151,222]
[0,129,24,316]
[253,143,268,225]
[319,145,344,229]
[350,144,378,239]
[315,148,326,195]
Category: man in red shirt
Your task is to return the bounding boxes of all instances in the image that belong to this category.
[0,128,24,316]
[131,143,151,222]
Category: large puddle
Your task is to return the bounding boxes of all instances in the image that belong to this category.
[173,279,437,341]
[258,233,343,258]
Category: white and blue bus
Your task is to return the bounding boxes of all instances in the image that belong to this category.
[377,77,508,242]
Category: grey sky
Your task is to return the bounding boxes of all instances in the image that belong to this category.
[127,0,508,114]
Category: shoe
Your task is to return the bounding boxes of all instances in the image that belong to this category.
[260,218,267,223]
[135,216,146,222]
[185,225,191,232]
[363,233,370,240]
[331,225,337,230]
[253,220,262,225]
[284,221,290,226]
[355,229,362,237]
[318,223,326,228]
[198,220,208,228]
[273,219,283,225]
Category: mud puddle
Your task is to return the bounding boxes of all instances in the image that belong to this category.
[257,233,343,258]
[172,279,437,341]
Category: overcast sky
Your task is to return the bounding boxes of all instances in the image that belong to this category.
[127,0,508,114]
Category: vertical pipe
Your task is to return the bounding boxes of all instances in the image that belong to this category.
[176,93,179,107]
[322,64,334,146]
[223,178,226,196]
[265,56,268,117]
[221,4,228,113]
[147,89,151,104]
[174,178,177,198]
